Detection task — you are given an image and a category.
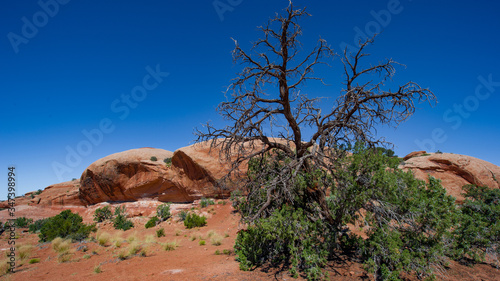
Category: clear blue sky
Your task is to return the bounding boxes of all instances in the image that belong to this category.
[1,0,499,200]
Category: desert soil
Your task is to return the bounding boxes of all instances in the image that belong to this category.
[0,201,498,281]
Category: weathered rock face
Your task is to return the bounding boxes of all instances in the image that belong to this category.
[34,180,86,206]
[401,152,500,201]
[80,148,181,205]
[79,144,238,205]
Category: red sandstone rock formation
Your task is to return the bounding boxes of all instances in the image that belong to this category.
[401,152,500,201]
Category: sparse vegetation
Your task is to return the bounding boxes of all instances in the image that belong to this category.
[52,237,71,253]
[97,232,111,246]
[210,233,223,246]
[156,203,171,221]
[113,206,134,231]
[13,217,33,228]
[163,240,179,251]
[200,198,215,208]
[18,244,33,260]
[94,264,102,273]
[164,158,172,167]
[93,206,113,223]
[198,240,206,246]
[150,156,158,161]
[156,228,165,238]
[184,213,207,229]
[29,258,40,264]
[145,216,159,229]
[38,210,96,242]
[178,210,188,221]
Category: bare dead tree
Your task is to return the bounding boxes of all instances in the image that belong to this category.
[196,2,435,225]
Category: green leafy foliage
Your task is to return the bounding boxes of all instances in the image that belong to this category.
[156,204,171,221]
[200,198,215,208]
[184,213,207,229]
[28,218,49,233]
[450,184,500,263]
[145,216,159,229]
[93,206,113,223]
[164,158,172,167]
[13,217,33,228]
[113,206,134,231]
[150,156,158,161]
[156,228,165,237]
[38,210,96,242]
[235,206,334,280]
[234,143,462,280]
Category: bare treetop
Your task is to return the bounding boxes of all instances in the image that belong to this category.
[196,2,435,222]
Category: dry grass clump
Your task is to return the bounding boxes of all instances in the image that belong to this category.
[145,234,156,244]
[52,238,71,253]
[96,232,111,246]
[207,230,223,246]
[162,240,179,251]
[18,244,34,260]
[127,231,138,243]
[0,259,11,276]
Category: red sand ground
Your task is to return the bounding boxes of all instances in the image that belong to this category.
[0,201,498,281]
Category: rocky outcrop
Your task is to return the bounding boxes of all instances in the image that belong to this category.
[401,152,500,201]
[34,180,86,206]
[80,148,182,205]
[79,144,238,205]
[403,151,427,161]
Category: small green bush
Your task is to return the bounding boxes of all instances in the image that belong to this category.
[38,210,96,242]
[29,258,40,264]
[14,217,33,228]
[145,216,159,229]
[164,158,172,167]
[156,204,171,221]
[113,206,134,231]
[200,198,215,208]
[93,206,113,223]
[28,218,49,233]
[150,156,158,161]
[184,213,207,229]
[156,228,165,238]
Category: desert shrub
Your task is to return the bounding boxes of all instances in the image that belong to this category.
[200,198,215,208]
[145,216,159,229]
[35,189,43,195]
[39,210,96,242]
[156,203,171,221]
[235,206,333,279]
[164,158,172,167]
[156,228,165,238]
[184,213,207,229]
[199,240,206,246]
[94,264,102,273]
[13,217,33,228]
[450,184,500,263]
[113,206,134,231]
[150,156,157,161]
[93,206,113,223]
[178,210,188,221]
[235,143,460,280]
[29,258,40,264]
[28,218,49,233]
